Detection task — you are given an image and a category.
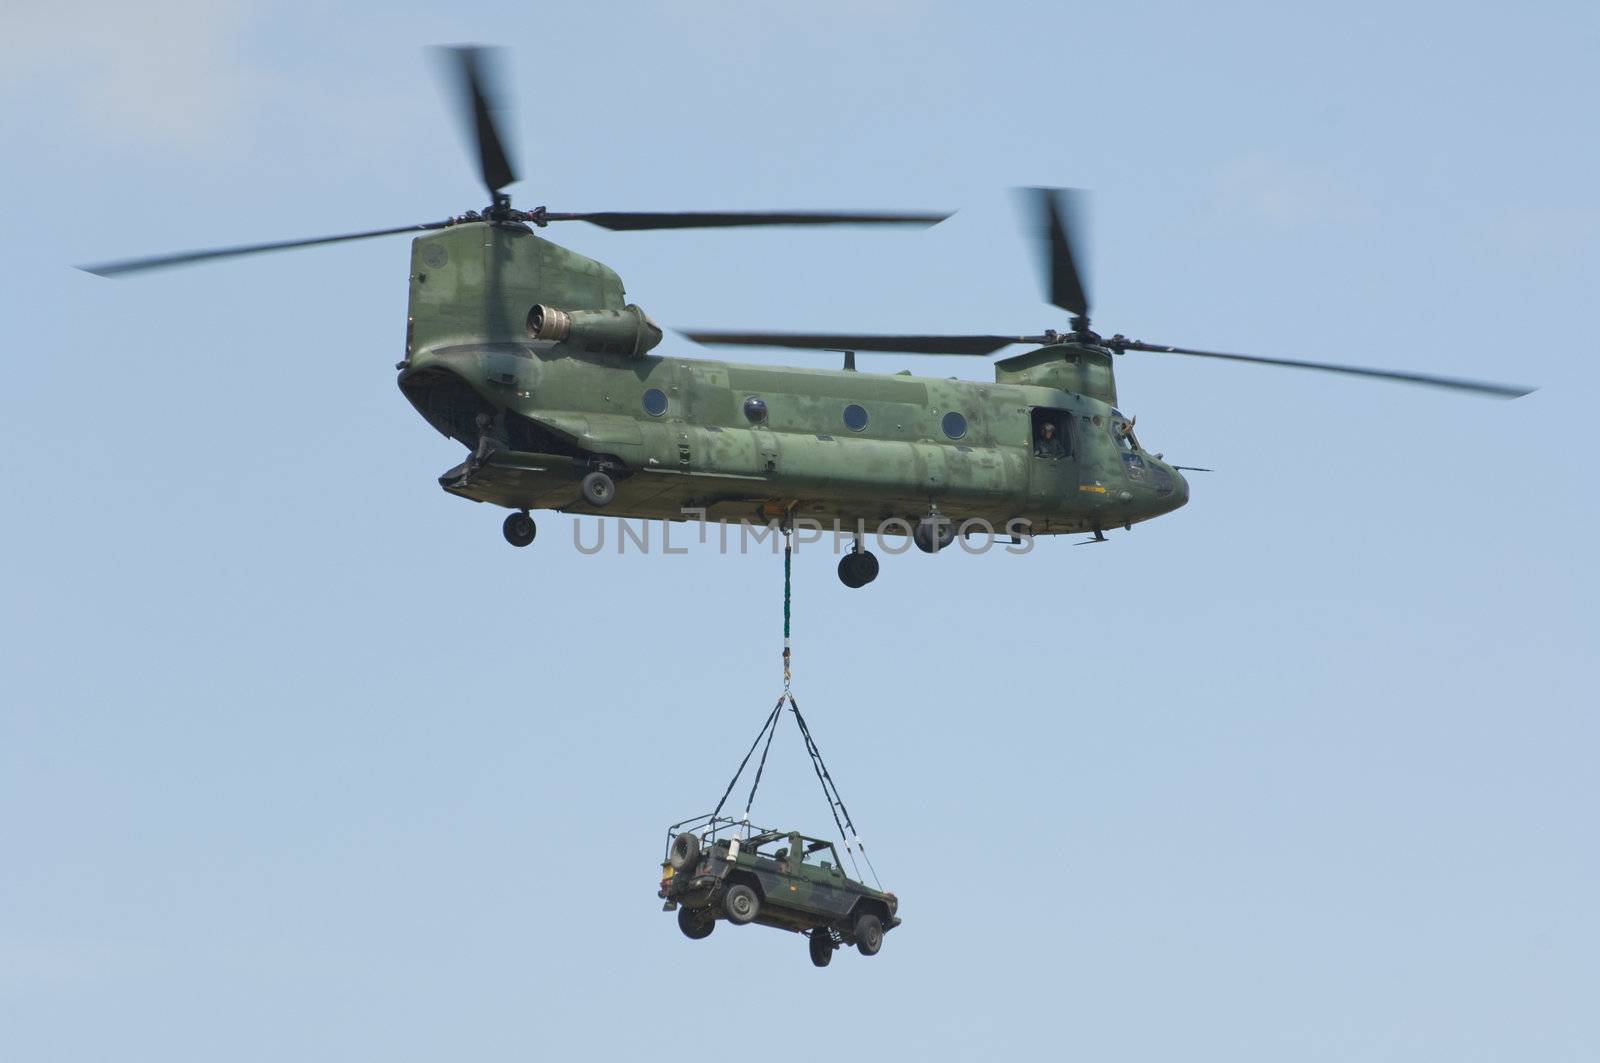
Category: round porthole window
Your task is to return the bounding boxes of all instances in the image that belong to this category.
[642,388,668,416]
[942,411,968,440]
[843,404,869,432]
[744,397,769,424]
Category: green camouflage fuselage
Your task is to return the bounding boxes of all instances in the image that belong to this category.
[397,221,1188,535]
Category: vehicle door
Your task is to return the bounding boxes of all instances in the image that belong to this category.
[792,842,858,919]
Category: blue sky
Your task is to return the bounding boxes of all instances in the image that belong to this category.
[2,2,1596,1060]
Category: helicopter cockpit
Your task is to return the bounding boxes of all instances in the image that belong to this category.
[1110,411,1140,451]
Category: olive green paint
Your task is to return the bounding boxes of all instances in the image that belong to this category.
[398,222,1189,536]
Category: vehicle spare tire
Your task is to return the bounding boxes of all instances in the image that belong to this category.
[669,832,701,871]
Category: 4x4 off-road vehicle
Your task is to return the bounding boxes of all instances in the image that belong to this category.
[659,815,900,967]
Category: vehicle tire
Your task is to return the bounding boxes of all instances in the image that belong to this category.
[853,912,884,956]
[809,931,834,968]
[913,518,954,554]
[668,832,701,871]
[502,511,536,547]
[723,883,759,925]
[581,470,616,507]
[677,906,715,941]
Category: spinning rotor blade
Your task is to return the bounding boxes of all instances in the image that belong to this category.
[441,45,517,196]
[1022,187,1090,318]
[682,331,1030,355]
[546,210,951,231]
[1112,338,1535,398]
[78,221,453,277]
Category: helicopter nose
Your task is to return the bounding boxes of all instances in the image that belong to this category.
[1156,465,1189,513]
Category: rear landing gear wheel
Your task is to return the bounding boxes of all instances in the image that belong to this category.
[581,470,616,508]
[809,930,834,967]
[502,511,536,547]
[913,516,955,554]
[837,550,880,588]
[677,906,715,941]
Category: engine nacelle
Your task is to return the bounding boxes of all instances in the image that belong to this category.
[527,303,663,358]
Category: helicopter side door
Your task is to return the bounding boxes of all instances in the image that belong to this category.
[1026,406,1076,509]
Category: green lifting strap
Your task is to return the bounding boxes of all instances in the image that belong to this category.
[783,526,792,690]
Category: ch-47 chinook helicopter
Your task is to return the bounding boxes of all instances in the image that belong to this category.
[85,48,1532,590]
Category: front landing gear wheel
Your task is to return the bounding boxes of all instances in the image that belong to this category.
[808,930,834,967]
[677,906,715,941]
[581,470,616,508]
[502,511,536,547]
[837,550,880,588]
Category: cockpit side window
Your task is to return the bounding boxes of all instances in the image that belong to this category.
[1110,415,1138,451]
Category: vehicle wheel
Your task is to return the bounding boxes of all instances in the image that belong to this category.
[913,518,954,554]
[677,906,715,941]
[853,912,884,956]
[723,883,759,925]
[808,931,834,967]
[502,511,536,547]
[581,470,616,507]
[668,832,701,871]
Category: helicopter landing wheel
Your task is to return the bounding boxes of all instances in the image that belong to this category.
[502,511,536,547]
[581,470,616,508]
[913,515,955,554]
[837,550,879,588]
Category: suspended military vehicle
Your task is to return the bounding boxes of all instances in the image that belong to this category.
[82,48,1533,589]
[661,820,899,968]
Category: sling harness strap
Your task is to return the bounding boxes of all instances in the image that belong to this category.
[706,524,881,886]
[708,695,783,826]
[789,694,880,888]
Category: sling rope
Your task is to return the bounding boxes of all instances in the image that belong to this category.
[790,693,880,888]
[704,524,880,887]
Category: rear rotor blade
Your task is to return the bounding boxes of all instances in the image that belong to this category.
[547,210,951,231]
[1114,338,1535,398]
[683,331,1028,355]
[1021,187,1090,319]
[78,221,452,277]
[441,45,517,197]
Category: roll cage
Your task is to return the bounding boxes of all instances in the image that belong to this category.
[664,812,843,869]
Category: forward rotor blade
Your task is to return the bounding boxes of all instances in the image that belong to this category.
[682,331,1027,355]
[78,221,452,277]
[1115,339,1535,398]
[547,210,951,231]
[441,45,517,196]
[1021,187,1090,319]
